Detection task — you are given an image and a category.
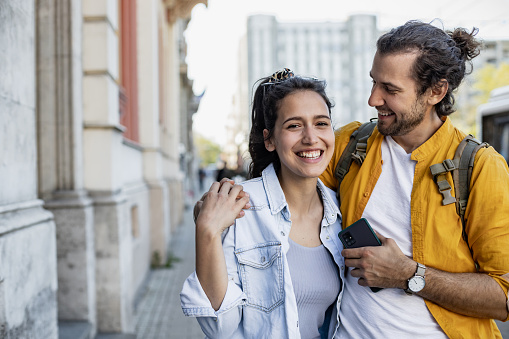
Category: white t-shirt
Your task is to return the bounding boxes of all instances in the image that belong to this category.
[337,136,447,338]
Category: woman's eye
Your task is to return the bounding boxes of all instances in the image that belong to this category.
[287,124,299,129]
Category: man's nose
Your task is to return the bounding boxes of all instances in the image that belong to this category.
[368,85,384,107]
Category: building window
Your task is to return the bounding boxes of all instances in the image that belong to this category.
[119,0,139,142]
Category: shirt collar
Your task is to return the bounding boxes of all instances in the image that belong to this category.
[317,179,341,226]
[261,163,341,226]
[410,117,455,161]
[261,163,288,216]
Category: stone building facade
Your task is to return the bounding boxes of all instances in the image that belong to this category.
[0,0,205,337]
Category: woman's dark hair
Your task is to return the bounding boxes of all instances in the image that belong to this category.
[376,20,482,117]
[248,73,333,178]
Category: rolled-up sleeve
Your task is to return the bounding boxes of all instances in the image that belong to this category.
[180,226,247,337]
[467,149,509,321]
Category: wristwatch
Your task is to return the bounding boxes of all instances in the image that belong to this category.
[405,262,426,294]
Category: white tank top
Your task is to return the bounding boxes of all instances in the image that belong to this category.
[287,237,340,339]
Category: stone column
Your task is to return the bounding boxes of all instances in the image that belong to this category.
[37,0,96,334]
[82,0,133,333]
[36,0,97,335]
[137,0,171,264]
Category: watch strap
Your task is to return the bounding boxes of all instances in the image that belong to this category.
[415,263,426,277]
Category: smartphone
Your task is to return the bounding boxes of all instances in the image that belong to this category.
[339,218,383,292]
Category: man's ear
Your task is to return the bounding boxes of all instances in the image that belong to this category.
[428,79,448,105]
[263,129,275,152]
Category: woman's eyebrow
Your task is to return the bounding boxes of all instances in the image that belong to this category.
[282,115,330,124]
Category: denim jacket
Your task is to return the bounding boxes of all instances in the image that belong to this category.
[180,163,345,339]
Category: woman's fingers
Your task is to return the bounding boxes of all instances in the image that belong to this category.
[219,177,234,185]
[228,184,245,199]
[218,180,234,195]
[208,181,221,194]
[196,180,251,227]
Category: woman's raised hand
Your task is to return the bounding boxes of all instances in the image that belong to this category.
[193,178,250,224]
[195,180,250,238]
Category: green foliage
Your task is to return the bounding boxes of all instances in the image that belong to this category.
[194,134,222,166]
[151,250,181,269]
[473,62,509,104]
[452,62,509,134]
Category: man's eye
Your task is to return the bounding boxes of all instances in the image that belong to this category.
[385,86,397,94]
[317,121,329,126]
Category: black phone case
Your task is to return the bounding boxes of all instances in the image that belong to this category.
[338,218,381,248]
[339,218,383,292]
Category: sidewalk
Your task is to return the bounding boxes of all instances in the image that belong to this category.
[134,207,203,339]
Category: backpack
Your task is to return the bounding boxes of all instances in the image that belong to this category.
[333,120,489,249]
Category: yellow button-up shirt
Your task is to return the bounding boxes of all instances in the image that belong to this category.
[320,118,509,338]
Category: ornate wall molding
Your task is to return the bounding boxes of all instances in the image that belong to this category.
[164,0,207,24]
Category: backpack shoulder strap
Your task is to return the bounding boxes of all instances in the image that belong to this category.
[430,134,489,248]
[334,120,377,204]
[453,135,489,246]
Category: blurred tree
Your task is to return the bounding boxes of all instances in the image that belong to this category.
[195,134,222,166]
[452,62,509,135]
[473,62,509,103]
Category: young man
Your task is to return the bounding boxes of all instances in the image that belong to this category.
[318,21,509,338]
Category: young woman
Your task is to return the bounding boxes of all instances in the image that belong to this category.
[180,69,345,338]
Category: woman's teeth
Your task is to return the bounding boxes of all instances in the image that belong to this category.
[297,150,321,159]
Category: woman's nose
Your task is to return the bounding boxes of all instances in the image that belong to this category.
[302,127,318,144]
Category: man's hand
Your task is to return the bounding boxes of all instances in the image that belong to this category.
[343,232,509,320]
[342,232,415,289]
[194,178,250,223]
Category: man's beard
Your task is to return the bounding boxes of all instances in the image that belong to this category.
[376,98,427,136]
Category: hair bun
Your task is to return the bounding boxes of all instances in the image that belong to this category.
[450,27,481,61]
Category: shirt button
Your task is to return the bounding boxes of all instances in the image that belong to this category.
[326,236,330,240]
[363,192,369,197]
[261,256,266,262]
[281,231,285,236]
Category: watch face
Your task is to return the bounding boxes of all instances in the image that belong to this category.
[408,276,425,292]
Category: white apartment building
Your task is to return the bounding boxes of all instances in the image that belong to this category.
[247,14,379,127]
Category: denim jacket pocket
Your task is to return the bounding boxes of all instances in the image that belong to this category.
[235,242,284,312]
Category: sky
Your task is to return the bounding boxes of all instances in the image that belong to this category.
[184,0,509,146]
